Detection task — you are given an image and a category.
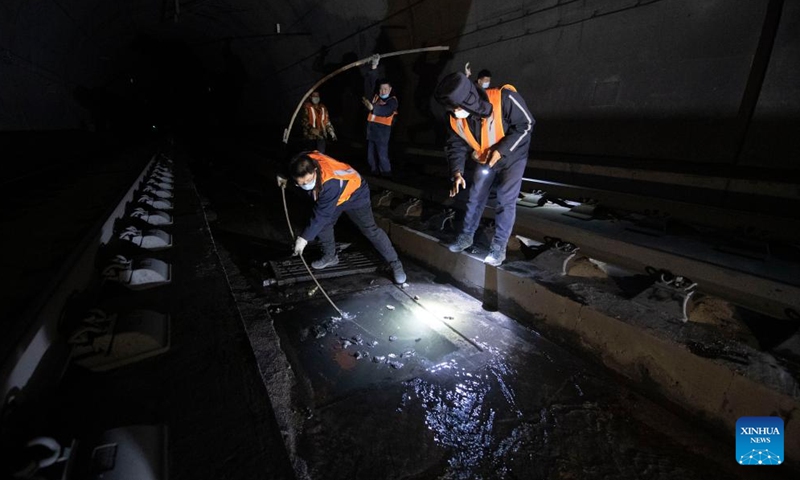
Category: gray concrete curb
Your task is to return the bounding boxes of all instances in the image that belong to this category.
[377,218,800,467]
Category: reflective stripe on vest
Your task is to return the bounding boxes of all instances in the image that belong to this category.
[307,151,362,206]
[305,103,327,130]
[449,84,517,164]
[366,95,397,126]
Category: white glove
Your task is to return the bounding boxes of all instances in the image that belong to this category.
[464,62,471,78]
[277,175,287,188]
[293,237,308,256]
[370,54,380,69]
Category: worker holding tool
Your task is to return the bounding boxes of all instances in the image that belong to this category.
[277,151,407,284]
[464,63,493,90]
[361,54,397,178]
[301,91,337,153]
[433,72,535,266]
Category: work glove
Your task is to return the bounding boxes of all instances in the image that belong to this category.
[464,62,471,78]
[293,237,308,256]
[370,54,380,69]
[276,175,288,188]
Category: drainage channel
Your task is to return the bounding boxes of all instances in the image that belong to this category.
[200,173,795,480]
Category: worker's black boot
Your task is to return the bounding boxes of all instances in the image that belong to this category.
[390,260,406,284]
[311,254,339,270]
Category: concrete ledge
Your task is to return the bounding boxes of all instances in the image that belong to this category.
[380,219,800,467]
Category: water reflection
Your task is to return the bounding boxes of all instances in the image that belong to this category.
[403,342,524,479]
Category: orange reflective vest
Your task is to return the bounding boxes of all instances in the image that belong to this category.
[304,102,329,130]
[308,151,362,206]
[366,95,397,126]
[449,84,517,164]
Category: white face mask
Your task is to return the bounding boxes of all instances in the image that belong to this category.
[453,109,470,119]
[299,175,316,190]
[311,97,320,104]
[481,82,490,89]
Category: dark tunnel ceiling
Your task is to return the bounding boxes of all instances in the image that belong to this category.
[2,0,799,168]
[3,0,426,96]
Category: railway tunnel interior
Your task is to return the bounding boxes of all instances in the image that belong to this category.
[1,1,799,479]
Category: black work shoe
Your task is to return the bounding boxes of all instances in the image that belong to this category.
[390,261,407,284]
[447,233,473,253]
[311,255,339,270]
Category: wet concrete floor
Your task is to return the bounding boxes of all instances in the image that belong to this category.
[191,141,795,479]
[263,267,773,479]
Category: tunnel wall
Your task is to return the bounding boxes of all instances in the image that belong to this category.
[263,0,798,169]
[2,0,798,169]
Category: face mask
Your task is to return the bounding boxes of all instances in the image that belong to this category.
[311,97,320,104]
[481,82,490,89]
[299,177,316,190]
[379,93,389,99]
[453,109,470,119]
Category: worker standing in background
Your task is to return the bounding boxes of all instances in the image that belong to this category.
[361,54,397,178]
[278,151,407,284]
[464,63,492,90]
[475,69,492,89]
[301,91,337,153]
[434,72,535,266]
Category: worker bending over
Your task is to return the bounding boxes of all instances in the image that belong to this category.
[434,72,535,266]
[301,91,337,153]
[280,151,407,284]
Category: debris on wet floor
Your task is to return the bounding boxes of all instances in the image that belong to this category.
[267,283,740,479]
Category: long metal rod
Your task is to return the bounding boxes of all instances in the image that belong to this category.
[280,184,344,317]
[282,46,450,143]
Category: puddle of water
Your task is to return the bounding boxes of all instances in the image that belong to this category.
[271,286,460,406]
[400,342,525,480]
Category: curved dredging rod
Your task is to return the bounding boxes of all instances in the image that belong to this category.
[280,182,346,317]
[282,46,450,143]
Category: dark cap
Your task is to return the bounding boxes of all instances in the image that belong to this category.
[477,69,492,79]
[433,72,492,117]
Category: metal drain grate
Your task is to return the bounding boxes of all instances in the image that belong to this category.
[265,250,382,286]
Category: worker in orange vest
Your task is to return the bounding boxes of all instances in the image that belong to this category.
[279,151,406,284]
[301,91,337,153]
[361,54,397,178]
[434,72,535,266]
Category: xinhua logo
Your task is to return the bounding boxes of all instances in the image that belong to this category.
[736,417,784,465]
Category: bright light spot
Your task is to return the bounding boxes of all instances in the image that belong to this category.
[414,310,442,331]
[481,168,489,175]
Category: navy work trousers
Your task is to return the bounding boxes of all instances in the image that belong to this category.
[317,204,399,263]
[305,138,326,153]
[367,139,391,176]
[461,157,526,248]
